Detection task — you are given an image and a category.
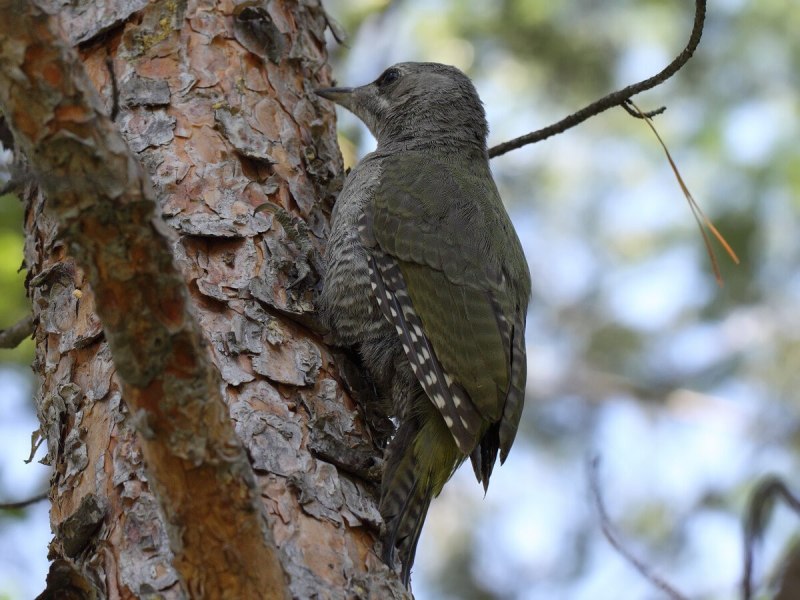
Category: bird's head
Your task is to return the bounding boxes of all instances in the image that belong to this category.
[315,62,488,152]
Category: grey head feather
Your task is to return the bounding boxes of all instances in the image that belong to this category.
[315,62,488,154]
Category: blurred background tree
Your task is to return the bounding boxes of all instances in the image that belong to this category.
[2,0,798,598]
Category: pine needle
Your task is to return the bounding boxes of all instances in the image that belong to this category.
[626,100,739,286]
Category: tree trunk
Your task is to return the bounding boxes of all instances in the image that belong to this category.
[0,0,406,597]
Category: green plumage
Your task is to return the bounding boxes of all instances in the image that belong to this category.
[366,151,529,582]
[317,62,531,588]
[373,152,529,431]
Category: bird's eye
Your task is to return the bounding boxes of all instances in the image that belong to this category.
[376,68,400,88]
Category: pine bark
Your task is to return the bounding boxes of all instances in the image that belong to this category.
[0,0,406,597]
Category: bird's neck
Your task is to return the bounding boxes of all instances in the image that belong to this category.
[377,134,488,160]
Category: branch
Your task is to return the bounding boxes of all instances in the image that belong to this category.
[588,457,689,600]
[742,476,800,600]
[0,314,33,348]
[0,491,48,510]
[0,2,287,597]
[488,0,706,158]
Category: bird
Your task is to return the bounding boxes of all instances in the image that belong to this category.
[316,62,531,587]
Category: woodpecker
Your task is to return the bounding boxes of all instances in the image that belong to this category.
[316,62,530,586]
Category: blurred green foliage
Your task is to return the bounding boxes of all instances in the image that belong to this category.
[0,193,32,365]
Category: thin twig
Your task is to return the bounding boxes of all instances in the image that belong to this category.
[0,176,16,196]
[323,11,348,47]
[742,476,800,600]
[588,456,689,600]
[0,491,48,510]
[622,100,667,119]
[488,0,706,158]
[0,314,33,348]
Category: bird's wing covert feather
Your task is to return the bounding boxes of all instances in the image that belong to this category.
[360,152,529,457]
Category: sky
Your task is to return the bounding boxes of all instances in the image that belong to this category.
[0,368,51,599]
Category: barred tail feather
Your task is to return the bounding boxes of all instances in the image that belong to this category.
[380,419,431,586]
[380,402,463,587]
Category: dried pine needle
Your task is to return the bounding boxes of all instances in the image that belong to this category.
[626,100,740,286]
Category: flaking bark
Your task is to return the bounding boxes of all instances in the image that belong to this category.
[0,0,287,597]
[0,0,408,597]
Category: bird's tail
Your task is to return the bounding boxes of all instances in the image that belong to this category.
[379,399,463,587]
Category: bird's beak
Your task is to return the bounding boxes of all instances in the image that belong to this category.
[314,87,356,112]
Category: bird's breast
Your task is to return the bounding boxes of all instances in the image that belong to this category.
[321,159,387,344]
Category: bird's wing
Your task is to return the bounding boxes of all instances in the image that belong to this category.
[360,152,528,462]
